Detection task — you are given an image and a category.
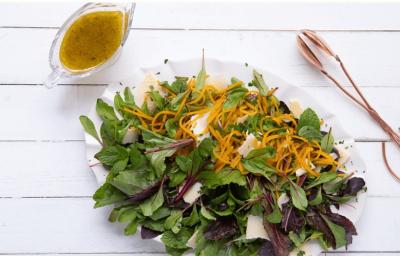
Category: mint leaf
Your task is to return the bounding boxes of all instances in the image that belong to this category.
[199,169,246,189]
[164,210,183,232]
[95,145,129,166]
[252,70,269,96]
[96,99,117,121]
[93,183,126,208]
[109,169,157,195]
[140,187,164,216]
[289,229,306,247]
[289,181,308,211]
[298,126,322,141]
[298,108,320,131]
[79,115,101,144]
[161,227,192,249]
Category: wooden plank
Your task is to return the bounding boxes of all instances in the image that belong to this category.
[0,141,398,198]
[1,29,400,87]
[1,2,400,31]
[0,197,398,253]
[0,85,398,141]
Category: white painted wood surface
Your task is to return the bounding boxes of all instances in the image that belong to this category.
[0,2,400,256]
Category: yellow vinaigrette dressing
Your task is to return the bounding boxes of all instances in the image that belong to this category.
[60,11,125,71]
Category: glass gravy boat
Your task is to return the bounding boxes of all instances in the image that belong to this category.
[45,2,135,88]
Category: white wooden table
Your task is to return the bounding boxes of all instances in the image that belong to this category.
[1,2,400,255]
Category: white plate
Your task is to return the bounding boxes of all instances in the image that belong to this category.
[83,58,367,256]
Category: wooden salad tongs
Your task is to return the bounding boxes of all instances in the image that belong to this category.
[297,29,400,182]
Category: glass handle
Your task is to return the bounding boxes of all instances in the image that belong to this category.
[44,69,64,89]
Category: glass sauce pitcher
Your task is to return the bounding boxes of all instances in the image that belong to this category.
[45,2,135,88]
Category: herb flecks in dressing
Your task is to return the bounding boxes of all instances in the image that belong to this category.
[60,11,124,71]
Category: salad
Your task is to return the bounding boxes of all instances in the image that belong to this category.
[80,60,366,256]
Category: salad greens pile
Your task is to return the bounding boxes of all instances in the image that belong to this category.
[80,61,366,256]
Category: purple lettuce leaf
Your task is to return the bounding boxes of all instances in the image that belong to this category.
[203,217,238,241]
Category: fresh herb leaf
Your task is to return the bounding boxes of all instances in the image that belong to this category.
[298,126,322,141]
[309,187,323,206]
[140,187,164,216]
[124,220,138,235]
[321,129,334,153]
[96,99,117,121]
[95,145,129,166]
[321,215,347,249]
[200,205,216,220]
[289,181,308,211]
[223,88,247,110]
[79,115,101,144]
[252,70,269,96]
[195,53,206,91]
[93,183,126,208]
[266,204,282,224]
[298,108,320,131]
[199,169,246,189]
[161,227,192,249]
[306,172,338,190]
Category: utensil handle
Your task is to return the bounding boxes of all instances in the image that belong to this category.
[44,69,64,88]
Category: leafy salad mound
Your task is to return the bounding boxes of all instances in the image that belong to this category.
[80,61,366,256]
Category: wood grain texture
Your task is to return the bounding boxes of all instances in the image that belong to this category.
[1,2,400,255]
[2,29,400,87]
[1,2,400,30]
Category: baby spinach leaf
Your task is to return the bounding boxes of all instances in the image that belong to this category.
[96,99,117,121]
[93,183,127,208]
[288,229,306,247]
[289,181,308,211]
[242,159,276,179]
[79,115,101,144]
[266,204,282,224]
[309,187,323,206]
[182,205,200,226]
[200,205,216,220]
[306,172,338,190]
[298,108,320,131]
[95,145,129,166]
[124,219,138,236]
[140,187,164,216]
[245,146,276,160]
[252,70,269,96]
[118,207,137,223]
[321,215,347,249]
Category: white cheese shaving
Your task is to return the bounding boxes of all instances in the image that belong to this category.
[289,99,304,119]
[236,115,248,124]
[295,168,307,177]
[187,230,198,248]
[137,73,162,113]
[238,133,260,157]
[183,182,202,204]
[122,127,138,144]
[336,145,350,165]
[191,112,211,142]
[205,76,227,90]
[277,193,290,210]
[246,215,269,240]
